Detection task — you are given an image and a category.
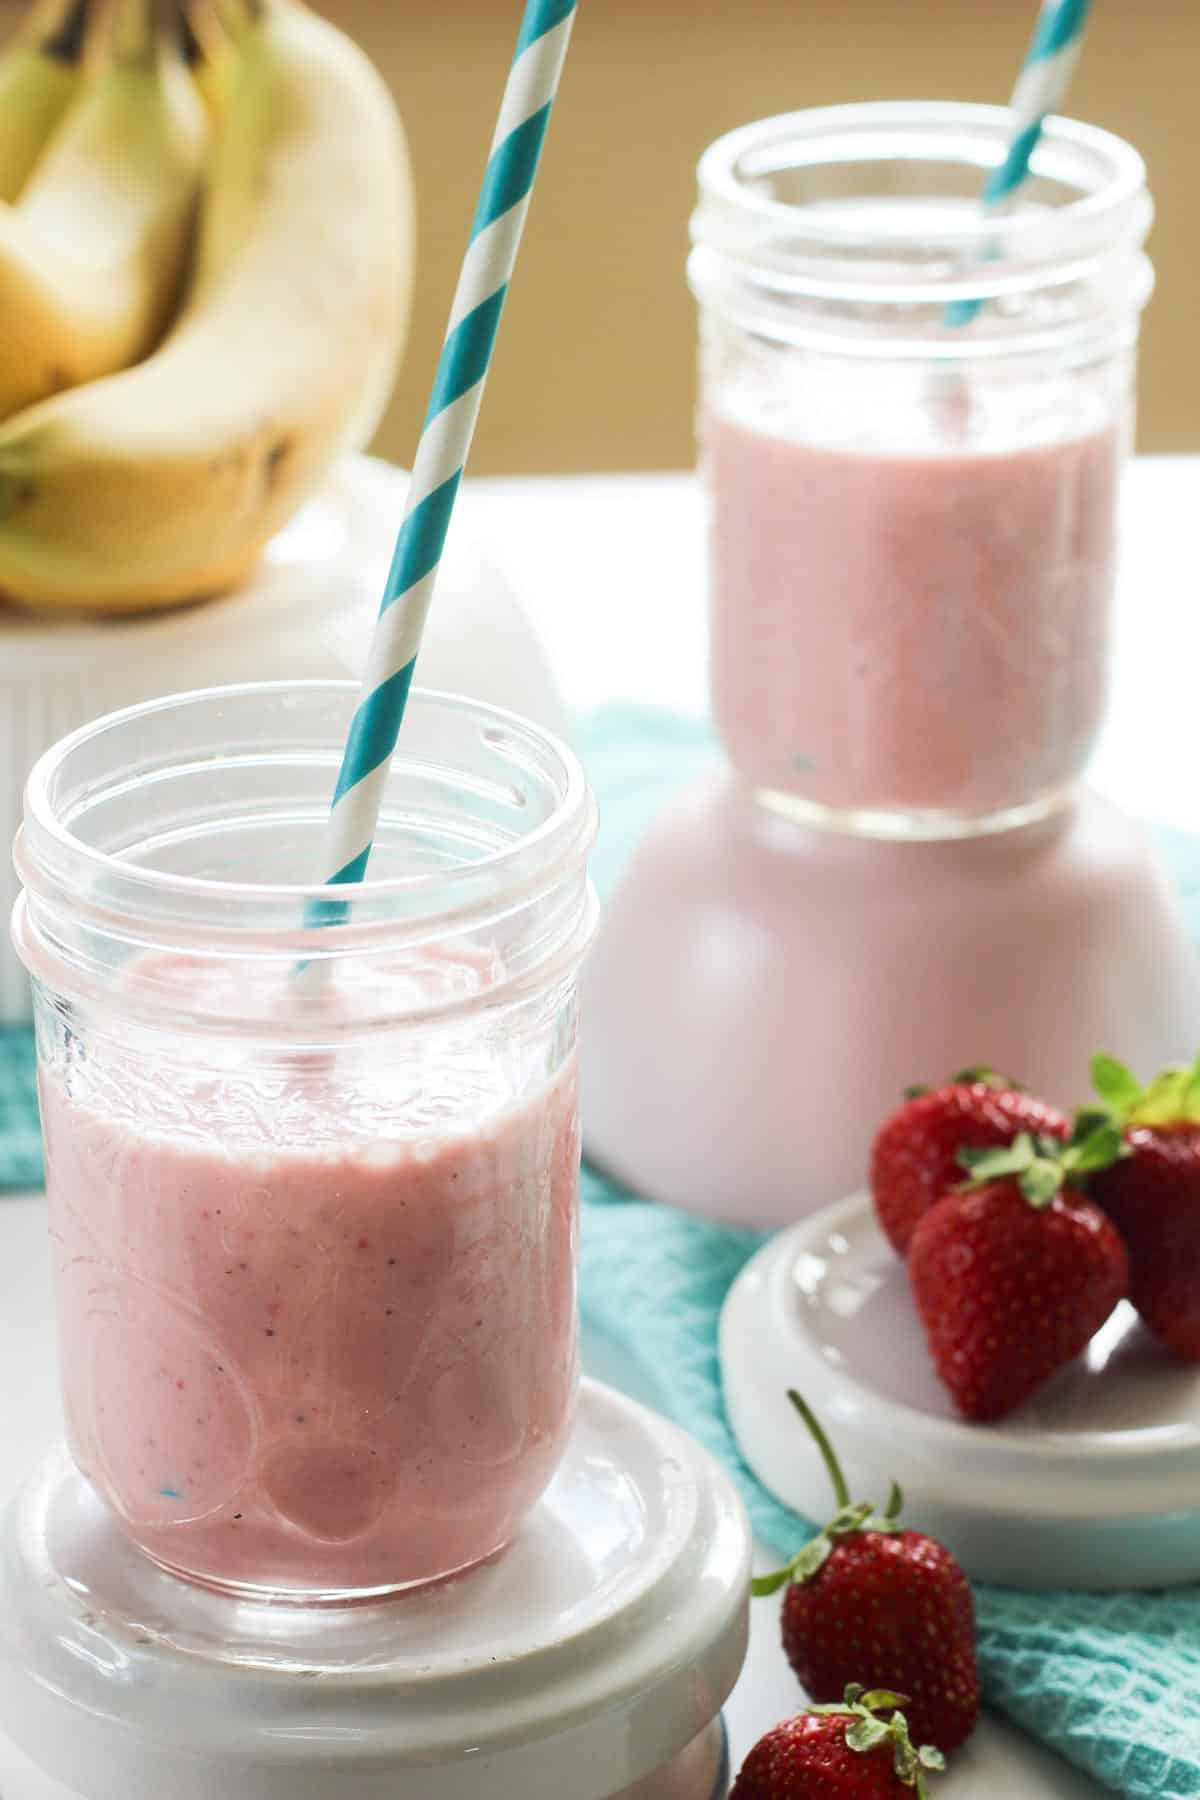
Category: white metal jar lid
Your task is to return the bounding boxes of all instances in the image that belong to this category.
[0,1380,750,1800]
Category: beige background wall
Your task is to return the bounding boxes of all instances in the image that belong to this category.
[3,0,1195,470]
[334,0,1199,473]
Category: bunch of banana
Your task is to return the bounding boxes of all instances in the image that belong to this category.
[0,0,414,614]
[0,0,90,203]
[0,0,207,419]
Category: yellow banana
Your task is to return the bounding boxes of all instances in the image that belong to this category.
[0,0,207,422]
[180,0,238,122]
[0,0,92,203]
[0,0,413,615]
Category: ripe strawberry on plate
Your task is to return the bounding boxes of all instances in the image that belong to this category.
[731,1686,945,1799]
[1085,1052,1200,1360]
[909,1129,1128,1421]
[870,1069,1069,1257]
[754,1394,979,1753]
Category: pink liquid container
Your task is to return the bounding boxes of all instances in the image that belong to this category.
[12,683,598,1602]
[690,103,1154,840]
[581,105,1200,1229]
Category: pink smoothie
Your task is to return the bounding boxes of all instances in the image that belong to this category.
[704,405,1124,822]
[40,953,580,1598]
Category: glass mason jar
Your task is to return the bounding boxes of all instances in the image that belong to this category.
[690,103,1154,838]
[12,683,598,1603]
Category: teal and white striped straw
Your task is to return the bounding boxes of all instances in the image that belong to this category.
[947,0,1093,326]
[310,0,577,923]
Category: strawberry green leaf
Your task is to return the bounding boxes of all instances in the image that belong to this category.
[864,1481,905,1533]
[750,1566,793,1598]
[1090,1053,1143,1118]
[751,1527,833,1594]
[846,1717,891,1753]
[827,1501,874,1538]
[752,1525,840,1594]
[857,1689,907,1712]
[820,1692,941,1791]
[812,1682,873,1717]
[957,1133,1036,1181]
[892,1723,918,1783]
[1071,1105,1114,1146]
[1064,1122,1125,1175]
[1183,1057,1200,1121]
[947,1065,1009,1088]
[1134,1065,1193,1125]
[1118,1058,1200,1125]
[790,1532,835,1581]
[1018,1159,1063,1208]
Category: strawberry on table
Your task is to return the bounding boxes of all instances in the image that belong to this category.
[1086,1053,1200,1360]
[731,1686,945,1798]
[870,1068,1069,1256]
[909,1129,1128,1421]
[754,1394,979,1752]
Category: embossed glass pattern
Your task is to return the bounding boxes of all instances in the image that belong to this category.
[690,105,1153,839]
[13,683,598,1602]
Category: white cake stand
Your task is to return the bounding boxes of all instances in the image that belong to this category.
[0,1381,748,1800]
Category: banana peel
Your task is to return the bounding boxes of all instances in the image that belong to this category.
[0,0,414,616]
[0,0,93,203]
[0,20,209,423]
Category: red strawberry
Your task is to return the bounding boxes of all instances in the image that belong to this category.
[731,1686,945,1798]
[870,1068,1069,1256]
[909,1131,1128,1420]
[755,1393,979,1753]
[1086,1054,1200,1359]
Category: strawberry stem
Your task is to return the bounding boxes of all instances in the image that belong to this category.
[788,1388,850,1510]
[753,1401,906,1596]
[947,1065,1011,1089]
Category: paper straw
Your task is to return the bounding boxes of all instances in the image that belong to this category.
[947,0,1093,327]
[308,0,577,924]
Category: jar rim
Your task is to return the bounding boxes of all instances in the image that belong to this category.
[14,682,598,994]
[689,102,1152,357]
[21,679,590,899]
[693,101,1147,259]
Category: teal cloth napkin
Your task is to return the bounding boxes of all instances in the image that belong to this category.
[4,707,1200,1795]
[0,1026,43,1192]
[574,710,1200,1800]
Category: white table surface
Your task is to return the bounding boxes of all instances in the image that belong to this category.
[5,457,1196,1797]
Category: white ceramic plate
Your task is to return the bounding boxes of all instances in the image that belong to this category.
[720,1191,1200,1588]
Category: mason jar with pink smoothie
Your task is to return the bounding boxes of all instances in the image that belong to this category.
[13,683,597,1603]
[690,103,1153,838]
